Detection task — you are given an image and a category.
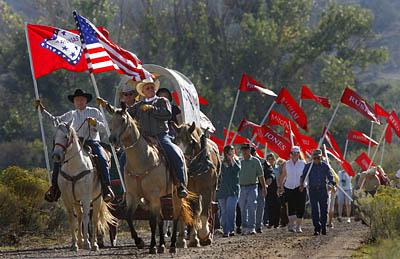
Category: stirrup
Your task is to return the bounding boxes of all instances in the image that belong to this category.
[177,185,188,198]
[102,186,115,203]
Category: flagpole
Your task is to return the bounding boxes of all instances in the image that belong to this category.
[224,90,240,148]
[324,144,353,202]
[250,101,276,143]
[263,143,268,159]
[304,100,341,185]
[229,131,239,146]
[367,121,374,157]
[73,11,126,192]
[89,73,126,192]
[380,135,385,165]
[368,123,388,169]
[25,23,51,183]
[343,139,349,160]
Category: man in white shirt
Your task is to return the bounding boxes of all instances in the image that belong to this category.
[35,89,114,203]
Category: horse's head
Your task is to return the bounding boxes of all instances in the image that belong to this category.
[52,122,74,163]
[174,121,202,156]
[109,102,139,146]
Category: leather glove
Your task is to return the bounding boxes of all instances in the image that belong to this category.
[140,104,154,112]
[96,97,108,108]
[87,117,97,126]
[34,99,45,112]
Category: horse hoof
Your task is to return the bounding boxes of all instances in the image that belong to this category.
[149,247,157,254]
[169,246,176,254]
[176,239,186,248]
[71,244,79,252]
[111,239,117,247]
[83,242,91,250]
[97,240,105,248]
[157,245,166,254]
[188,239,200,248]
[91,243,99,251]
[200,238,212,246]
[135,238,145,249]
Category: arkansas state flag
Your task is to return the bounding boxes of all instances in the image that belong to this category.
[374,103,389,119]
[300,85,331,108]
[387,111,400,138]
[26,24,88,79]
[253,126,291,159]
[276,88,308,130]
[340,87,379,123]
[347,129,378,146]
[239,73,277,96]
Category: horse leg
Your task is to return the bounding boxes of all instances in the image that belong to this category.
[148,213,158,254]
[64,203,79,251]
[81,200,91,250]
[188,222,200,247]
[126,207,144,248]
[169,218,179,254]
[109,222,117,247]
[74,205,84,249]
[158,218,166,253]
[199,195,212,246]
[176,219,187,248]
[90,199,101,251]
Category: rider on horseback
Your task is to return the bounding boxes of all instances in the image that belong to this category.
[98,78,189,198]
[35,89,115,203]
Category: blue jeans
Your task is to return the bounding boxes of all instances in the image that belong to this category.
[86,140,111,184]
[218,196,238,235]
[238,185,258,231]
[255,187,265,229]
[157,133,186,184]
[309,188,328,232]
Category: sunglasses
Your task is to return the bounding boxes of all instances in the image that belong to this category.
[123,92,134,96]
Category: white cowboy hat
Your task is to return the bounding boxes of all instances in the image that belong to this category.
[136,77,160,97]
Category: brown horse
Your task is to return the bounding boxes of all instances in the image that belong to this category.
[108,103,198,254]
[174,122,221,246]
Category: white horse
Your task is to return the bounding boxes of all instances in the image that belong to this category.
[52,122,116,251]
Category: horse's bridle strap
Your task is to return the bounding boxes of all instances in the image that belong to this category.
[60,169,93,203]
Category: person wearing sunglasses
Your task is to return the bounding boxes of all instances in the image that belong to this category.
[300,149,336,236]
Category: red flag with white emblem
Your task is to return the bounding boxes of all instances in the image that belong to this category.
[252,125,291,160]
[347,129,378,147]
[340,87,379,123]
[239,73,277,96]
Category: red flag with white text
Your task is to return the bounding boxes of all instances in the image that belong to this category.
[276,87,308,130]
[374,103,389,119]
[387,111,400,138]
[385,125,393,144]
[347,129,378,146]
[300,85,331,108]
[355,152,373,171]
[252,126,291,159]
[239,73,277,96]
[340,87,379,123]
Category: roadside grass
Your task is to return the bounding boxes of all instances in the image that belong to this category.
[353,238,400,259]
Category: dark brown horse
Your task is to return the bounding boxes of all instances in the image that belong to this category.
[174,122,221,246]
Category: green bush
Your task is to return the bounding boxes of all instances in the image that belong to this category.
[357,186,400,240]
[0,166,67,244]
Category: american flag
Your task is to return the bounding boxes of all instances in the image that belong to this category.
[73,12,152,81]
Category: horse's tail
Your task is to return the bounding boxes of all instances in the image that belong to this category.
[181,191,202,230]
[98,200,118,235]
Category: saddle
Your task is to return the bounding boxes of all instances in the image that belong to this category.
[143,136,179,185]
[187,131,214,178]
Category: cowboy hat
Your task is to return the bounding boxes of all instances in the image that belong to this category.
[136,77,160,97]
[68,89,92,103]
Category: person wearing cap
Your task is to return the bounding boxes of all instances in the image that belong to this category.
[114,77,188,198]
[238,143,267,235]
[356,167,380,197]
[278,146,306,233]
[120,82,139,108]
[34,89,115,203]
[300,149,336,236]
[216,145,241,237]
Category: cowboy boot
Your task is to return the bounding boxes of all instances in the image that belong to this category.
[44,163,61,202]
[97,160,115,203]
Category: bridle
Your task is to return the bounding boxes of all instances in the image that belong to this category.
[116,112,140,149]
[54,124,82,164]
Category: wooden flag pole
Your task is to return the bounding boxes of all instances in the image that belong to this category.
[380,125,386,165]
[224,90,240,148]
[367,121,374,157]
[229,131,239,146]
[368,123,389,169]
[25,23,51,183]
[343,139,349,160]
[250,101,276,143]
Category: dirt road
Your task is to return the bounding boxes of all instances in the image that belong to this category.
[0,219,368,258]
